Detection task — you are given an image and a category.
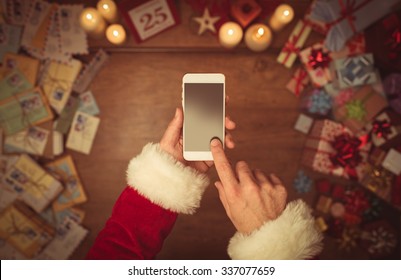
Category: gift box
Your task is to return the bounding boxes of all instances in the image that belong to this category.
[294,113,314,134]
[277,20,312,68]
[302,119,371,180]
[303,0,330,35]
[308,0,400,51]
[366,112,401,147]
[360,164,394,203]
[324,83,355,107]
[0,201,55,258]
[316,195,333,213]
[301,88,333,116]
[2,154,63,213]
[366,12,401,75]
[382,149,401,176]
[330,33,366,59]
[333,86,388,133]
[383,73,401,115]
[331,53,378,89]
[299,43,332,87]
[286,67,310,97]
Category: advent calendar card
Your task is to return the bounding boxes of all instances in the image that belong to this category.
[119,0,180,42]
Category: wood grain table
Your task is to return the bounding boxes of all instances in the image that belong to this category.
[64,0,400,259]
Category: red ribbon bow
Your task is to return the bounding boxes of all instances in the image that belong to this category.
[308,48,331,70]
[329,133,364,179]
[372,119,392,139]
[283,35,301,55]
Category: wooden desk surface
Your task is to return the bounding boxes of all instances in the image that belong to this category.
[66,0,400,260]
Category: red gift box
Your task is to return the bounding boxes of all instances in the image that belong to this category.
[302,119,371,180]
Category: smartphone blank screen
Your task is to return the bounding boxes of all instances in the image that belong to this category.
[184,83,224,152]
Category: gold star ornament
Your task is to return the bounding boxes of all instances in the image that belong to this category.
[193,8,220,35]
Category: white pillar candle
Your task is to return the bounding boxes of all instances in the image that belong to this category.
[269,4,294,31]
[218,22,243,49]
[80,7,106,39]
[106,24,126,45]
[97,0,118,23]
[245,24,272,52]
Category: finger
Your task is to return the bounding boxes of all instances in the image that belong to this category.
[210,138,238,188]
[253,169,272,186]
[225,116,236,130]
[160,108,183,147]
[215,181,230,216]
[236,161,257,186]
[270,174,283,187]
[225,95,229,105]
[224,132,235,149]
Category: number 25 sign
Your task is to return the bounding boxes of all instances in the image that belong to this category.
[119,0,180,42]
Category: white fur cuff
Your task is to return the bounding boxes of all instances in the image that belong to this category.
[126,143,210,214]
[228,199,323,260]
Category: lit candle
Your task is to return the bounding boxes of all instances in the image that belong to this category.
[244,24,272,52]
[106,24,126,45]
[97,0,118,23]
[269,4,294,31]
[218,22,243,49]
[80,8,106,39]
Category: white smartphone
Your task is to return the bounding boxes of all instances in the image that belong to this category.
[182,73,225,161]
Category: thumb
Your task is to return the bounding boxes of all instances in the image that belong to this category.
[161,108,183,147]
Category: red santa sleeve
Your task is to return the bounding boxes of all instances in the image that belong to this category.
[86,143,210,259]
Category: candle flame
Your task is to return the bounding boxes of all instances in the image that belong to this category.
[102,3,109,10]
[283,9,290,17]
[86,13,93,20]
[255,27,264,39]
[228,29,234,36]
[113,30,119,37]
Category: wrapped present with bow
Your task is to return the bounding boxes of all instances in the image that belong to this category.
[299,43,333,87]
[2,154,63,213]
[360,164,394,205]
[366,12,401,75]
[0,201,55,258]
[286,67,310,97]
[277,20,312,68]
[333,86,387,133]
[302,119,371,181]
[365,112,401,147]
[331,53,379,89]
[360,220,398,258]
[383,73,401,115]
[308,0,401,51]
